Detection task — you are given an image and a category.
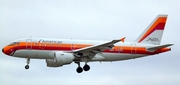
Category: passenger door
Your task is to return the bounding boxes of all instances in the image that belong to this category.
[71,41,76,51]
[26,39,32,49]
[131,43,136,54]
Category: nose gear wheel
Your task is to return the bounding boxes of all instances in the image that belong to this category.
[25,58,30,70]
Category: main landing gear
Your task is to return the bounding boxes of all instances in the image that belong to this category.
[25,58,30,69]
[75,62,90,73]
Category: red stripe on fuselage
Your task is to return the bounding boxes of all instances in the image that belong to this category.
[3,42,170,56]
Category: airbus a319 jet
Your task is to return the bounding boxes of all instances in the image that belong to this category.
[2,15,173,73]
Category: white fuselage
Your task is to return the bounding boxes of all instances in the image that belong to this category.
[9,38,154,62]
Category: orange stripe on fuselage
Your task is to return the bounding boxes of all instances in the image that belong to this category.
[138,17,167,43]
[3,42,170,55]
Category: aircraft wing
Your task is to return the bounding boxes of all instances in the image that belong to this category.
[72,37,125,53]
[68,37,125,58]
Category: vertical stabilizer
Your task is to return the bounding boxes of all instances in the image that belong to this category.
[134,15,168,45]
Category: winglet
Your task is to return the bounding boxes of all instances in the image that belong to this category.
[120,37,126,43]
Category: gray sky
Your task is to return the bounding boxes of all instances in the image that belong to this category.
[0,0,180,85]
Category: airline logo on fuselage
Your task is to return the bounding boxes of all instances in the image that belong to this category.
[146,37,160,42]
[38,39,63,43]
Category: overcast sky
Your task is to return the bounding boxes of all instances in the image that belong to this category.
[0,0,180,85]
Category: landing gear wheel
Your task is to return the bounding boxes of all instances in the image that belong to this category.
[25,65,29,69]
[83,64,90,71]
[25,58,30,70]
[76,67,83,73]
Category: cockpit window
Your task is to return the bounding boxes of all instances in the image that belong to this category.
[8,42,19,46]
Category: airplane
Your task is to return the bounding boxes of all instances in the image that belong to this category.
[2,15,173,73]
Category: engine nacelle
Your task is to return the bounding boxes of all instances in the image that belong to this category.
[46,52,75,67]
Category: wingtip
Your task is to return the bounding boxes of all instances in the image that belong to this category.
[120,37,126,43]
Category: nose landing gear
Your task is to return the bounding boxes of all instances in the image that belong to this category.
[25,65,29,69]
[25,58,30,69]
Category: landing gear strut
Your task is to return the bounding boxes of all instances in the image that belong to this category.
[25,58,30,69]
[75,62,83,73]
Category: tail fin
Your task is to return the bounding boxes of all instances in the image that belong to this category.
[134,15,168,45]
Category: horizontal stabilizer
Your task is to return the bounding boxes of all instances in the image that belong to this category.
[147,44,174,52]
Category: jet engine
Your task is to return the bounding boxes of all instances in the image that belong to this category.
[46,52,75,67]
